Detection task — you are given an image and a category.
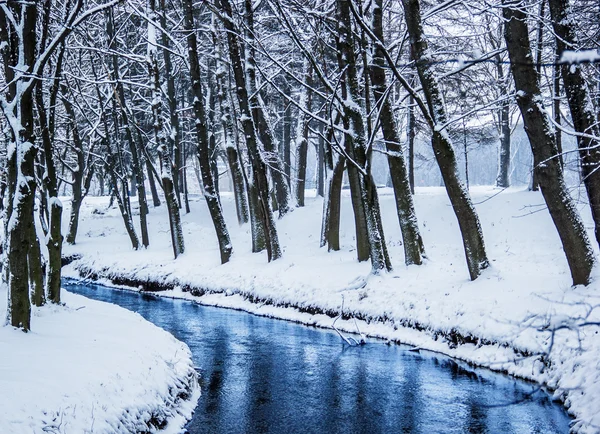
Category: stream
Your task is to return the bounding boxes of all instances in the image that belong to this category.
[64,280,571,434]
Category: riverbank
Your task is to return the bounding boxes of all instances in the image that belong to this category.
[62,187,600,433]
[0,285,200,433]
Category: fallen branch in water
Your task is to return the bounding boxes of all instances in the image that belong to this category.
[332,296,366,346]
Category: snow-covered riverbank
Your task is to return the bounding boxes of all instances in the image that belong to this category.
[0,286,199,433]
[63,186,600,433]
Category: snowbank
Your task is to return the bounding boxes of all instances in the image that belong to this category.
[0,286,200,433]
[63,187,600,433]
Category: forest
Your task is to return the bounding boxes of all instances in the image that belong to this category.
[1,0,600,431]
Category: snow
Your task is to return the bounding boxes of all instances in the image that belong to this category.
[62,186,600,432]
[560,49,600,65]
[0,286,200,433]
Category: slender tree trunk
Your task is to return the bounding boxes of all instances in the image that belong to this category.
[371,0,425,265]
[283,81,292,187]
[321,156,345,251]
[107,8,149,247]
[503,0,594,285]
[146,157,161,207]
[158,0,182,209]
[214,25,249,225]
[402,0,489,280]
[317,124,325,197]
[530,0,546,191]
[337,0,391,273]
[183,0,233,263]
[219,0,281,261]
[34,46,63,304]
[408,87,416,194]
[495,56,511,188]
[295,61,313,207]
[548,0,600,248]
[244,0,291,217]
[147,1,183,258]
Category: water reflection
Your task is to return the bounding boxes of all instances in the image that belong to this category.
[65,281,571,434]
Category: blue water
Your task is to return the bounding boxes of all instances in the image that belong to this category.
[64,280,571,434]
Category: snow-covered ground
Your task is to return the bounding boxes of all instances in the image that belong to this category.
[63,186,600,433]
[0,286,200,433]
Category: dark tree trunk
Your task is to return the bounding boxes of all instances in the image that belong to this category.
[183,0,233,264]
[295,62,313,207]
[402,0,489,280]
[3,1,38,330]
[503,0,594,285]
[158,0,182,209]
[214,27,249,225]
[219,0,281,261]
[106,8,149,247]
[530,0,546,191]
[549,0,600,248]
[317,125,325,197]
[34,43,63,304]
[283,81,292,187]
[244,0,291,217]
[371,0,425,265]
[321,156,345,251]
[337,0,391,273]
[61,85,86,246]
[408,87,416,195]
[494,48,512,188]
[146,157,161,207]
[28,222,45,307]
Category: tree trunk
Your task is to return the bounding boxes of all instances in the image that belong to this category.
[408,85,416,195]
[146,157,161,207]
[107,7,149,248]
[283,81,292,187]
[219,0,281,261]
[548,0,600,248]
[316,125,325,197]
[321,156,345,251]
[402,0,489,280]
[337,0,391,273]
[371,0,425,265]
[295,61,313,207]
[148,1,183,258]
[503,0,594,285]
[214,25,249,225]
[244,0,291,217]
[183,0,233,264]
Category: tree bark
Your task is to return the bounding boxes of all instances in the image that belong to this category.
[244,0,291,217]
[371,0,425,265]
[183,0,233,264]
[402,0,489,280]
[295,61,313,207]
[219,0,282,261]
[548,0,600,248]
[503,0,594,285]
[337,0,391,273]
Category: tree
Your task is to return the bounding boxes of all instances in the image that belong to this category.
[503,0,594,286]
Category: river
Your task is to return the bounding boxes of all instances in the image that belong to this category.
[64,280,571,434]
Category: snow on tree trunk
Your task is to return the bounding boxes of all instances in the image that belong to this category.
[548,0,600,249]
[218,0,282,262]
[402,0,489,280]
[503,0,594,286]
[370,0,425,266]
[295,60,313,208]
[337,0,391,273]
[244,0,291,218]
[182,0,233,264]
